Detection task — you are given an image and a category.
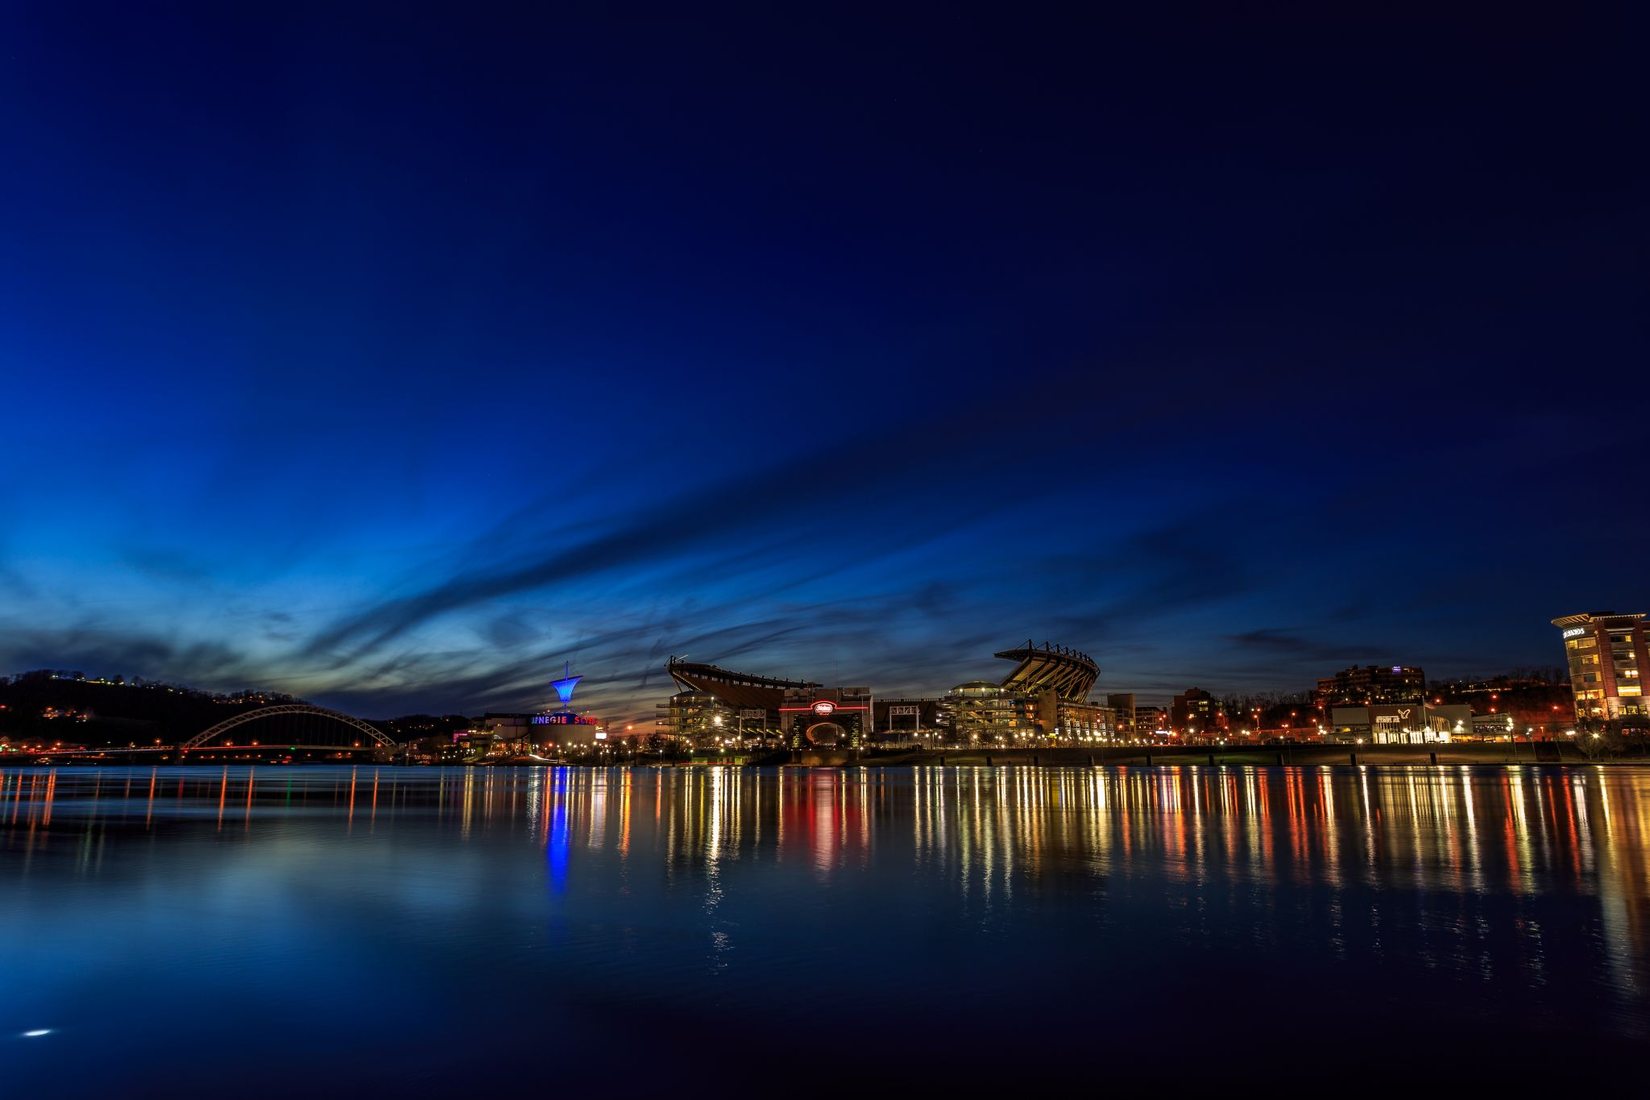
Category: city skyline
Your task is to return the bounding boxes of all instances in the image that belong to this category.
[2,7,1643,725]
[6,9,1647,1094]
[0,627,1585,725]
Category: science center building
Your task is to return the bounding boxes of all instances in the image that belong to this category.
[657,642,1113,749]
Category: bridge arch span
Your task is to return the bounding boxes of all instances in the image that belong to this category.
[182,705,395,750]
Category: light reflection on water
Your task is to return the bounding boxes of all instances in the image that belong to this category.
[3,764,1649,1093]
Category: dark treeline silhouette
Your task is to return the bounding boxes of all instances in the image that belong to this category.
[0,671,304,747]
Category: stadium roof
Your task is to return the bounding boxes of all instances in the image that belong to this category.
[995,640,1099,702]
[666,658,819,713]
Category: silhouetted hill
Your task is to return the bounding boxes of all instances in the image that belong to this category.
[0,671,307,747]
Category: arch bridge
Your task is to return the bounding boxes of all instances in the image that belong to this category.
[181,704,397,750]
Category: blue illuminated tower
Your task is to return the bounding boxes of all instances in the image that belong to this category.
[551,662,581,711]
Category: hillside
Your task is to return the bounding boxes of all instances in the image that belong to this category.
[0,671,305,748]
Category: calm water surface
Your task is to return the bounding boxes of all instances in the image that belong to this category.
[3,764,1648,1095]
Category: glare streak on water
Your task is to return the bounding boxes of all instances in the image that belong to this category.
[4,763,1650,1093]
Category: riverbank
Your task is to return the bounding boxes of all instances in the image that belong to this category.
[15,742,1646,768]
[755,742,1643,768]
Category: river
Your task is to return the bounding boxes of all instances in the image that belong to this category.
[3,764,1647,1094]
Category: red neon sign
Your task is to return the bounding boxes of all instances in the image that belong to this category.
[779,704,869,712]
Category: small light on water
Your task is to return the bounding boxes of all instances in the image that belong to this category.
[22,1029,52,1038]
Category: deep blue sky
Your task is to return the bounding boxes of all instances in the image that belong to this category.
[1,4,1643,720]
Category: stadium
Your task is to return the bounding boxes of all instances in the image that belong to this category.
[656,640,1112,749]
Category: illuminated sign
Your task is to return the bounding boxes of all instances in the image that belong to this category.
[532,714,597,725]
[1391,666,1403,674]
[740,708,766,719]
[1562,627,1587,639]
[594,731,607,740]
[779,703,869,712]
[889,705,920,716]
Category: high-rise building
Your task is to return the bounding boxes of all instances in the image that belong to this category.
[1552,612,1648,721]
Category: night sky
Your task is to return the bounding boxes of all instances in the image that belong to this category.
[1,5,1643,722]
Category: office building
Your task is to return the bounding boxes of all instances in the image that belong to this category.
[1552,612,1648,720]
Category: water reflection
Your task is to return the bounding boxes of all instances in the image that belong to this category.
[7,765,1650,903]
[3,763,1649,1088]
